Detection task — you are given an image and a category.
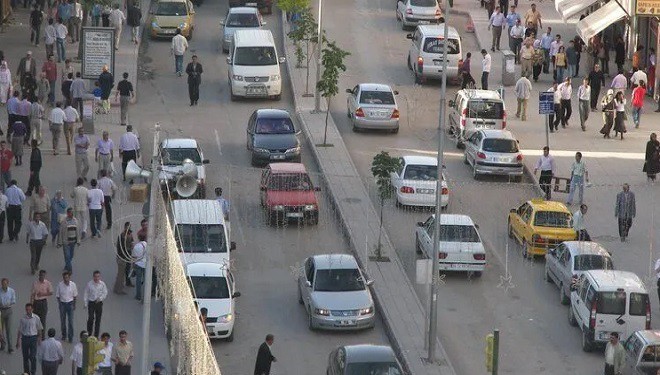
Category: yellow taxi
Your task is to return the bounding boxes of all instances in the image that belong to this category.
[149,0,196,40]
[507,198,577,258]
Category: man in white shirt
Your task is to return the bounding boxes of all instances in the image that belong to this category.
[573,204,590,241]
[83,270,107,338]
[39,328,64,375]
[109,4,126,50]
[0,190,7,243]
[631,69,648,89]
[604,332,625,375]
[63,104,79,156]
[558,77,572,128]
[95,131,114,178]
[481,49,491,90]
[533,146,555,200]
[70,330,86,375]
[577,78,591,130]
[509,19,524,63]
[26,212,48,275]
[49,102,66,155]
[488,6,506,51]
[171,28,189,76]
[87,179,104,238]
[97,332,113,375]
[549,34,563,70]
[6,180,26,242]
[55,271,77,342]
[97,170,116,230]
[54,18,68,63]
[70,0,83,42]
[44,18,57,58]
[132,233,147,301]
[514,73,532,121]
[548,82,562,132]
[611,70,628,95]
[118,125,140,182]
[71,178,88,238]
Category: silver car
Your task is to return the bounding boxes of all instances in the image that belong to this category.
[220,6,264,53]
[297,254,375,331]
[327,345,403,375]
[396,0,443,30]
[464,129,523,180]
[545,241,614,305]
[346,83,399,133]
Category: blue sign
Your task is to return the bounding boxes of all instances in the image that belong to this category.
[539,92,554,115]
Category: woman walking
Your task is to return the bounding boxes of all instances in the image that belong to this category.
[11,121,26,165]
[644,133,660,182]
[0,61,11,104]
[613,91,627,140]
[554,46,567,83]
[599,89,615,138]
[631,81,646,129]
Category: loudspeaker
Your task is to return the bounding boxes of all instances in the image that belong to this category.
[181,158,198,178]
[125,160,152,180]
[176,175,198,198]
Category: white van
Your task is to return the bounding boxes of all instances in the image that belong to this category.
[406,24,462,84]
[448,89,506,147]
[227,29,285,100]
[172,200,236,266]
[569,270,651,352]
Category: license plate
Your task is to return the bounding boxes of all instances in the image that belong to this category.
[434,60,442,66]
[418,20,430,24]
[599,332,612,340]
[164,29,176,34]
[270,154,285,160]
[418,188,434,194]
[338,320,356,326]
[287,212,304,218]
[247,87,266,95]
[206,325,213,332]
[495,157,510,163]
[448,263,470,269]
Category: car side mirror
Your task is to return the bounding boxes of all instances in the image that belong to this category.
[365,279,374,286]
[220,19,225,25]
[345,88,353,94]
[448,100,454,107]
[232,292,241,298]
[226,56,232,64]
[548,248,555,256]
[417,221,424,227]
[202,159,210,164]
[305,280,311,287]
[393,90,399,95]
[474,224,479,229]
[230,241,236,251]
[278,56,286,64]
[314,186,321,191]
[406,33,413,39]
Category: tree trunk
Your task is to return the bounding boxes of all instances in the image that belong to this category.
[323,97,330,145]
[376,196,384,258]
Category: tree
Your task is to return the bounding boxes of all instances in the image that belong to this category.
[287,9,318,94]
[316,39,349,145]
[276,0,310,15]
[370,151,401,261]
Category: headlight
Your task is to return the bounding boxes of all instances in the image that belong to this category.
[232,75,244,81]
[253,147,269,153]
[272,205,285,211]
[359,306,374,315]
[314,308,330,316]
[285,146,300,153]
[304,205,316,211]
[270,74,280,81]
[151,21,159,28]
[179,22,188,29]
[219,313,233,323]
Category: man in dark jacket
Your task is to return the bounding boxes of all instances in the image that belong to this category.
[17,51,38,90]
[27,140,42,194]
[126,2,142,44]
[254,334,276,375]
[587,63,605,111]
[98,65,114,113]
[185,55,203,106]
[29,6,44,46]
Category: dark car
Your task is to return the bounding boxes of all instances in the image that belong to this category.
[247,109,301,166]
[327,345,403,375]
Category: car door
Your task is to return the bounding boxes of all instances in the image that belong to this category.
[409,28,421,63]
[511,203,529,240]
[247,112,256,149]
[390,157,405,190]
[465,131,480,165]
[623,334,642,375]
[420,215,435,258]
[547,243,564,283]
[519,205,534,244]
[396,0,405,18]
[303,258,315,312]
[448,93,460,130]
[559,248,573,288]
[575,281,594,329]
[347,85,359,116]
[259,168,270,206]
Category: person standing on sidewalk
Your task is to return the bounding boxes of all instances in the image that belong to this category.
[115,72,134,126]
[17,52,38,92]
[630,67,647,90]
[95,131,114,178]
[566,152,588,206]
[600,89,615,138]
[6,180,26,242]
[28,186,49,229]
[38,328,64,375]
[0,190,7,244]
[31,86,45,141]
[49,190,67,244]
[558,77,572,127]
[111,330,133,375]
[533,146,555,200]
[572,204,590,241]
[488,6,506,52]
[44,19,56,58]
[87,179,104,238]
[26,213,49,275]
[505,5,521,38]
[631,81,646,129]
[0,278,16,353]
[16,303,43,375]
[0,141,14,191]
[523,3,541,38]
[50,102,65,155]
[551,39,564,81]
[459,52,475,89]
[74,127,90,181]
[613,91,627,140]
[611,70,628,96]
[480,49,491,90]
[40,55,56,106]
[70,72,85,115]
[97,170,116,230]
[514,73,532,121]
[98,65,114,114]
[55,272,77,343]
[30,270,52,339]
[132,232,147,302]
[604,332,625,375]
[171,28,188,77]
[548,82,561,132]
[126,1,142,44]
[55,18,68,63]
[254,334,277,375]
[97,332,113,375]
[615,183,636,242]
[70,0,82,43]
[114,222,133,294]
[70,330,86,375]
[27,141,43,195]
[119,125,140,182]
[566,41,577,79]
[71,177,88,239]
[30,6,44,46]
[83,270,107,338]
[92,3,102,26]
[58,209,80,273]
[63,102,79,155]
[520,39,534,77]
[644,133,660,182]
[109,4,126,50]
[577,78,591,131]
[588,63,605,111]
[0,61,12,106]
[509,19,524,63]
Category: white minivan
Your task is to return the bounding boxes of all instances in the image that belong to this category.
[227,29,285,100]
[569,270,651,352]
[406,24,462,84]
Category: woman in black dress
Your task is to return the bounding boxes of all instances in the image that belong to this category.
[644,133,660,182]
[613,91,627,140]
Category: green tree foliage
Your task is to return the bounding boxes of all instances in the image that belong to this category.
[370,151,401,259]
[316,39,349,145]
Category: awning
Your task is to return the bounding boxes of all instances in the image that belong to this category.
[558,0,598,20]
[576,1,627,42]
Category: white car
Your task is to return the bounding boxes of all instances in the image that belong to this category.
[395,0,443,30]
[389,155,448,208]
[220,6,264,54]
[415,214,486,276]
[159,138,209,198]
[346,83,400,133]
[186,263,240,341]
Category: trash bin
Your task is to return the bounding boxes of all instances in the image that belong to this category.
[81,93,96,134]
[502,50,516,86]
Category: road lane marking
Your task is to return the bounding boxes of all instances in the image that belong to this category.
[214,129,223,156]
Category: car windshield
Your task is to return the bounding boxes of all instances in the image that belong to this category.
[630,293,649,316]
[234,46,277,66]
[256,117,295,134]
[641,345,660,363]
[482,138,518,153]
[411,0,437,6]
[533,211,572,228]
[359,91,395,105]
[314,268,365,292]
[403,165,437,180]
[162,147,202,165]
[597,291,626,315]
[573,255,614,271]
[268,173,313,190]
[226,13,260,27]
[176,224,227,253]
[439,224,480,242]
[154,2,186,16]
[423,38,460,54]
[189,276,229,299]
[467,100,505,119]
[346,362,402,375]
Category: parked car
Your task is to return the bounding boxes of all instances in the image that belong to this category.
[545,241,614,305]
[448,89,506,147]
[622,330,660,374]
[415,214,486,276]
[327,345,403,375]
[406,25,462,83]
[345,83,399,133]
[463,129,523,181]
[221,6,264,54]
[148,0,195,39]
[260,163,320,225]
[297,254,375,331]
[247,109,301,166]
[508,198,576,258]
[229,0,272,14]
[389,155,448,208]
[159,138,209,198]
[395,0,443,30]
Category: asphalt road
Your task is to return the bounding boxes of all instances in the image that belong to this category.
[133,2,390,374]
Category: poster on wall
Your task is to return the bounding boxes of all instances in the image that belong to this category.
[637,0,660,16]
[81,27,115,80]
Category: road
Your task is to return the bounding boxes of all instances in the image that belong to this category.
[132,2,390,373]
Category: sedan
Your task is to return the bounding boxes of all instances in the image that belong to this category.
[346,83,399,133]
[327,345,403,375]
[545,241,614,305]
[389,155,448,208]
[221,6,264,53]
[464,129,523,181]
[247,109,301,166]
[396,0,443,30]
[297,254,375,331]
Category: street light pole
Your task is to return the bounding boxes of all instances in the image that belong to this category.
[314,0,323,112]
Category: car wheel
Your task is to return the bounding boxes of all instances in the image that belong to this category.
[463,152,469,165]
[407,55,412,70]
[352,122,359,132]
[456,140,464,149]
[582,330,594,352]
[401,21,407,30]
[272,94,281,101]
[559,283,570,305]
[472,271,482,278]
[522,242,530,259]
[472,165,479,180]
[297,285,303,305]
[250,155,259,167]
[414,70,423,85]
[226,330,234,342]
[415,234,422,255]
[268,211,280,226]
[568,306,578,327]
[507,220,514,239]
[391,127,399,134]
[308,312,315,331]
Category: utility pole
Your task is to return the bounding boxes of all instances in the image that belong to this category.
[140,123,161,375]
[428,6,450,363]
[314,0,323,112]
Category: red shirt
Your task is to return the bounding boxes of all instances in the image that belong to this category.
[0,149,13,172]
[632,86,647,108]
[42,61,57,82]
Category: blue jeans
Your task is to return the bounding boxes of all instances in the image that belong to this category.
[63,243,75,272]
[567,64,576,78]
[21,334,37,375]
[567,175,584,205]
[56,38,66,62]
[59,300,74,341]
[555,67,565,83]
[632,107,642,127]
[175,54,183,74]
[89,209,102,236]
[135,267,145,300]
[1,171,11,191]
[48,79,56,105]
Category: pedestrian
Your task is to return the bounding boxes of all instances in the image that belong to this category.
[631,67,648,90]
[26,213,49,274]
[91,3,102,26]
[573,204,590,241]
[49,102,64,155]
[0,190,7,243]
[63,102,79,155]
[631,81,646,129]
[27,141,42,194]
[41,55,57,106]
[558,77,572,127]
[109,4,125,50]
[136,218,147,239]
[648,48,656,98]
[28,185,49,227]
[7,91,20,134]
[17,52,37,91]
[16,303,43,375]
[97,170,116,230]
[566,152,588,206]
[31,272,53,334]
[71,177,88,239]
[115,72,134,126]
[480,49,491,90]
[644,133,660,182]
[111,330,134,375]
[600,89,615,138]
[74,127,90,180]
[126,1,141,44]
[0,278,16,353]
[98,66,114,114]
[577,78,590,131]
[549,34,562,76]
[523,3,541,37]
[132,232,147,301]
[61,72,73,108]
[54,18,67,62]
[29,6,44,46]
[509,19,524,62]
[44,19,56,58]
[10,121,27,165]
[459,52,475,89]
[0,141,13,191]
[6,179,26,242]
[611,70,627,96]
[548,81,561,132]
[588,64,605,111]
[615,183,635,242]
[613,37,625,74]
[56,272,78,344]
[119,125,140,181]
[514,73,532,121]
[215,187,230,220]
[185,55,203,106]
[150,362,165,375]
[49,190,67,244]
[60,59,74,85]
[101,4,111,27]
[57,0,71,33]
[83,271,107,338]
[39,328,63,375]
[0,61,12,105]
[554,45,567,83]
[505,5,520,32]
[633,45,645,72]
[58,209,80,274]
[573,36,584,77]
[95,131,114,178]
[604,332,625,375]
[70,0,82,42]
[613,91,627,140]
[114,222,133,294]
[18,95,33,145]
[70,331,86,374]
[32,85,46,140]
[533,146,555,200]
[565,41,577,79]
[254,334,277,375]
[520,39,534,77]
[171,28,188,76]
[70,71,85,115]
[488,6,506,51]
[87,178,104,238]
[484,0,494,20]
[97,332,113,374]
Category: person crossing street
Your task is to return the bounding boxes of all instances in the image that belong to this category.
[83,270,107,338]
[533,146,555,200]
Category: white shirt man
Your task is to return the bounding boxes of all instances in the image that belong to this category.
[70,338,84,374]
[482,52,492,73]
[118,131,140,154]
[87,186,104,210]
[63,105,79,124]
[559,81,572,100]
[549,38,563,57]
[510,23,524,39]
[55,278,78,304]
[44,22,56,46]
[631,69,648,87]
[132,240,147,269]
[577,83,591,101]
[171,33,188,56]
[109,8,125,27]
[49,106,66,125]
[55,21,68,40]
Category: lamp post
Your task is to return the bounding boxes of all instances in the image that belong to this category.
[314,0,323,112]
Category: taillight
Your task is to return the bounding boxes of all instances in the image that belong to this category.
[406,8,412,14]
[532,234,546,244]
[417,57,423,73]
[461,108,467,127]
[502,112,507,129]
[476,152,486,159]
[646,300,652,329]
[589,297,598,329]
[391,109,400,119]
[441,187,448,195]
[400,186,414,194]
[438,252,447,259]
[516,154,523,161]
[355,108,365,117]
[435,9,442,16]
[473,254,486,261]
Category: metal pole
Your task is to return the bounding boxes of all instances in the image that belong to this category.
[140,124,161,375]
[493,329,500,375]
[314,0,323,112]
[428,7,449,363]
[545,115,549,148]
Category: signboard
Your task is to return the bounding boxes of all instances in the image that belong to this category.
[81,27,115,80]
[637,0,660,15]
[539,92,554,115]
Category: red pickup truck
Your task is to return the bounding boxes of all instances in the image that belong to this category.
[229,0,273,14]
[260,163,320,226]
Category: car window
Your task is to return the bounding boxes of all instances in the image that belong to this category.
[413,31,422,48]
[626,334,641,355]
[423,38,460,54]
[559,249,570,266]
[396,158,404,176]
[578,277,589,299]
[585,286,596,306]
[226,12,260,27]
[234,46,277,66]
[423,216,435,237]
[176,224,227,253]
[154,2,187,15]
[345,362,402,375]
[597,291,626,315]
[267,173,313,190]
[313,268,365,292]
[466,100,504,119]
[352,85,359,96]
[629,293,649,316]
[517,203,529,216]
[411,0,437,6]
[482,138,518,153]
[189,276,229,299]
[161,147,202,165]
[641,345,660,362]
[534,211,572,228]
[359,91,395,105]
[439,224,480,242]
[573,255,614,271]
[521,206,533,223]
[255,117,295,134]
[403,165,437,180]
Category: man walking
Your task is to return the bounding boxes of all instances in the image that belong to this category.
[509,19,524,62]
[488,6,506,51]
[98,170,116,230]
[577,78,591,130]
[27,140,42,194]
[71,177,88,239]
[481,49,491,90]
[49,102,65,155]
[55,271,77,343]
[30,270,52,337]
[29,6,44,46]
[97,332,113,375]
[119,125,140,181]
[566,152,588,206]
[38,328,63,375]
[70,0,83,43]
[215,187,230,221]
[0,278,16,353]
[70,331,86,375]
[126,1,142,44]
[16,303,43,375]
[55,18,68,63]
[116,72,134,126]
[533,146,555,200]
[111,330,134,375]
[95,131,114,178]
[6,179,26,242]
[70,72,85,115]
[0,190,7,244]
[171,28,188,76]
[523,3,542,37]
[42,54,57,106]
[615,183,636,242]
[254,334,277,375]
[558,77,572,127]
[186,55,203,106]
[132,232,147,301]
[44,19,56,58]
[63,102,79,155]
[514,73,532,121]
[540,27,553,74]
[604,332,625,375]
[114,222,133,294]
[572,204,590,241]
[109,4,126,50]
[17,52,38,91]
[0,141,14,191]
[84,270,107,338]
[26,213,49,274]
[58,209,80,273]
[87,179,104,238]
[74,127,90,180]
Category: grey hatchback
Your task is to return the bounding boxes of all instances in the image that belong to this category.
[327,345,403,375]
[247,109,301,166]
